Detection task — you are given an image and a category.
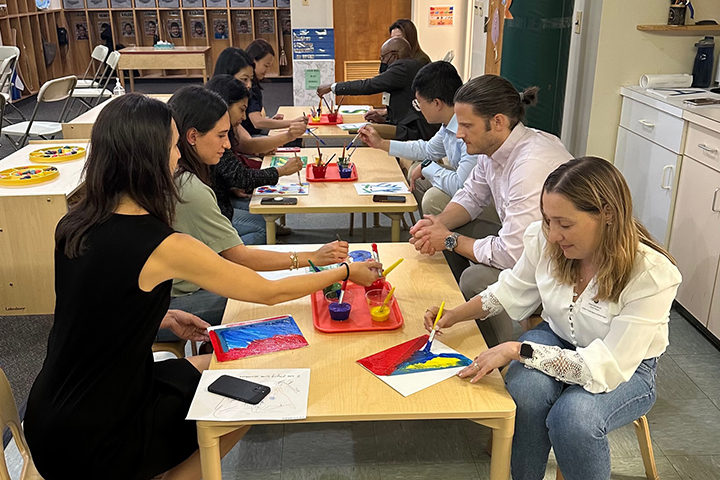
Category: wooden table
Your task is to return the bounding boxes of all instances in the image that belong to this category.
[273,106,396,143]
[61,94,171,140]
[249,147,417,244]
[196,243,516,480]
[0,140,89,315]
[116,46,212,92]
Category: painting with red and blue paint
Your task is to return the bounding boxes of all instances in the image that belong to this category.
[209,315,309,362]
[357,335,472,376]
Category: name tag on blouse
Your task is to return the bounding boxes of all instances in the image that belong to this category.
[382,93,390,106]
[580,300,609,321]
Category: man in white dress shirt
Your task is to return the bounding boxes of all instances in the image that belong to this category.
[358,61,477,215]
[410,74,573,346]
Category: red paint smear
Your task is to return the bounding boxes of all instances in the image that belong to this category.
[211,332,309,363]
[357,335,429,376]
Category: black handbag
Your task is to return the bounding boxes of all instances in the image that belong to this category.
[42,39,57,66]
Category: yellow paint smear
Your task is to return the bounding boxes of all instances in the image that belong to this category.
[370,306,390,322]
[405,357,461,370]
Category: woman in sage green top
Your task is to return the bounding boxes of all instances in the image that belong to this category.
[161,85,354,340]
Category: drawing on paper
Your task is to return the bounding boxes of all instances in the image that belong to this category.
[255,183,309,196]
[209,315,309,362]
[357,335,471,376]
[354,182,410,195]
[213,377,300,418]
[270,156,308,168]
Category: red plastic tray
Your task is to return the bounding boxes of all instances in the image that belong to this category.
[308,114,344,125]
[306,163,358,182]
[311,281,404,333]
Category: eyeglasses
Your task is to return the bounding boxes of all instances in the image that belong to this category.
[412,99,422,112]
[379,50,400,61]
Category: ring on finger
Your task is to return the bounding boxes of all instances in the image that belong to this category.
[472,362,480,370]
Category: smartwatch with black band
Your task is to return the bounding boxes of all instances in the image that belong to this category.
[420,159,433,170]
[519,342,534,361]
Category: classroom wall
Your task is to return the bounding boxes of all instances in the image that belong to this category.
[584,0,720,161]
[290,0,335,105]
[412,0,472,79]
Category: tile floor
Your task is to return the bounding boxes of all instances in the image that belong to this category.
[4,310,720,479]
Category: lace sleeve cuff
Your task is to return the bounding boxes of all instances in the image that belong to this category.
[479,289,504,319]
[522,341,593,387]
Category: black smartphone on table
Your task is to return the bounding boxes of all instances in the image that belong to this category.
[208,375,271,405]
[261,197,298,205]
[372,195,406,203]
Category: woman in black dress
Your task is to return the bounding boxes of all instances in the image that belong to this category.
[24,93,381,480]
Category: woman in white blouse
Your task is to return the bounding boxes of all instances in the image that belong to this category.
[423,157,681,480]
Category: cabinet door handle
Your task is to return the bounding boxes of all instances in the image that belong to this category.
[660,165,674,190]
[713,188,720,213]
[697,143,718,155]
[638,119,655,128]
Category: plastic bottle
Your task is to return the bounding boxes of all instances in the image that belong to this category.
[113,80,126,97]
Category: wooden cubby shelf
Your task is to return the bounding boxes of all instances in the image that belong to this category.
[0,0,293,100]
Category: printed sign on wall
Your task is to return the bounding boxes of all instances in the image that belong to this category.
[292,28,334,60]
[429,5,454,26]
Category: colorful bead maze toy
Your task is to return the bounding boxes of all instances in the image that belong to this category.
[0,165,60,187]
[29,146,86,163]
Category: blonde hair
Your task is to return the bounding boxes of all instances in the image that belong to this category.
[540,157,675,302]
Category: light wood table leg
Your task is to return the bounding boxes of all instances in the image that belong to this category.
[202,68,207,84]
[263,214,282,245]
[128,68,135,93]
[117,68,126,91]
[373,212,380,227]
[197,422,223,480]
[387,213,402,242]
[474,415,515,480]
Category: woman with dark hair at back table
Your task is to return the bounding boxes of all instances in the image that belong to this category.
[23,92,382,480]
[213,46,306,161]
[243,39,307,136]
[206,74,303,237]
[389,19,431,66]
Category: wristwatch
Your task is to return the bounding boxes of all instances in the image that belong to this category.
[444,232,460,252]
[420,159,433,170]
[519,342,534,362]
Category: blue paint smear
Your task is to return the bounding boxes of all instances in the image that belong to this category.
[389,350,472,376]
[215,316,303,352]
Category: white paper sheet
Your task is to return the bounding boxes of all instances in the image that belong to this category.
[338,122,369,131]
[338,105,371,115]
[358,341,468,397]
[186,369,310,421]
[354,182,410,196]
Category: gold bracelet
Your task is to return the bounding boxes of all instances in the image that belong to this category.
[289,251,299,270]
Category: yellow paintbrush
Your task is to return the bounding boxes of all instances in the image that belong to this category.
[381,258,404,277]
[424,301,445,351]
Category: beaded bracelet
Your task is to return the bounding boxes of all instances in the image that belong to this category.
[340,262,350,281]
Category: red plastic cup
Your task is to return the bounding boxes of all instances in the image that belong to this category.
[364,277,387,293]
[327,112,338,123]
[311,164,327,178]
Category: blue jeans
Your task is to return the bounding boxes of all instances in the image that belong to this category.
[156,289,228,342]
[504,322,658,480]
[230,197,266,245]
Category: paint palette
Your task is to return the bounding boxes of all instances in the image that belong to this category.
[269,156,309,168]
[208,315,309,362]
[311,281,404,333]
[0,165,60,187]
[29,145,85,163]
[254,183,309,196]
[305,163,358,182]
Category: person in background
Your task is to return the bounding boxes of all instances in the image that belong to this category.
[164,86,370,339]
[206,75,302,238]
[213,47,306,161]
[169,21,182,39]
[317,37,438,141]
[389,18,431,66]
[24,93,382,480]
[359,61,474,216]
[424,157,681,480]
[193,21,204,37]
[242,39,307,136]
[410,74,572,347]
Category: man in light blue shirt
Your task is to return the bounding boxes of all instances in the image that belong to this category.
[359,61,476,215]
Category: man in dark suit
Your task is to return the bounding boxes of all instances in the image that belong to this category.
[317,37,438,141]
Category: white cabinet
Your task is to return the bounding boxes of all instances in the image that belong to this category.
[707,256,720,338]
[668,156,720,326]
[614,126,680,246]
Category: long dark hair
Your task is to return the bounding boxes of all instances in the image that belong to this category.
[213,47,255,77]
[56,93,177,258]
[246,38,275,63]
[206,74,250,105]
[168,85,228,185]
[454,75,539,129]
[389,19,427,59]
